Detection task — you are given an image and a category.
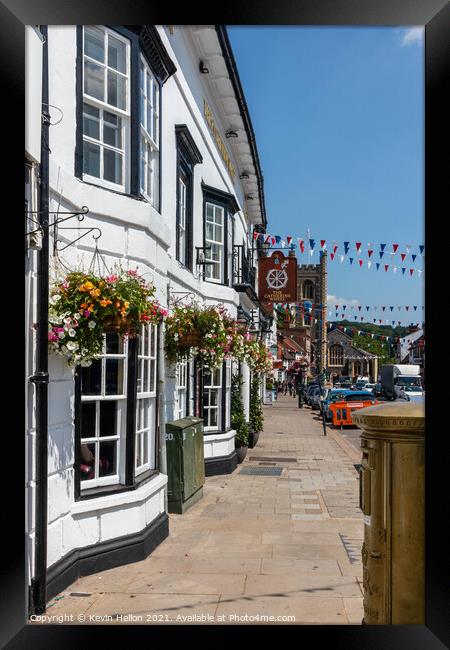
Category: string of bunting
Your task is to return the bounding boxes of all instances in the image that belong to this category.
[254,233,424,276]
[328,323,422,343]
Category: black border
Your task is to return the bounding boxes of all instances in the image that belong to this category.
[9,1,448,647]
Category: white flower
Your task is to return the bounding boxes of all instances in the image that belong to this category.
[64,317,71,325]
[66,341,78,351]
[74,313,81,319]
[68,329,76,337]
[173,333,179,340]
[58,331,65,339]
[49,295,61,305]
[88,321,96,329]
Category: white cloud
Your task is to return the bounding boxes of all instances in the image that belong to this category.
[327,295,360,309]
[400,27,424,47]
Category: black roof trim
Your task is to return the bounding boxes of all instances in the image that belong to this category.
[126,25,177,84]
[175,125,203,165]
[201,182,240,215]
[215,25,267,228]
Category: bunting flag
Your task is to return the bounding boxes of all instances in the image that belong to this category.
[309,239,315,249]
[410,269,414,276]
[379,251,385,259]
[253,231,259,240]
[349,258,354,265]
[356,242,362,253]
[333,245,338,253]
[401,253,406,261]
[368,261,372,269]
[264,234,271,244]
[366,306,370,311]
[402,268,406,275]
[359,259,363,267]
[330,252,335,261]
[382,306,386,311]
[380,244,386,251]
[393,244,399,253]
[320,240,326,249]
[344,242,350,254]
[419,245,425,254]
[340,255,345,263]
[384,265,389,272]
[275,235,281,244]
[368,249,373,258]
[376,263,380,270]
[412,254,417,262]
[299,239,305,253]
[414,306,417,311]
[286,236,292,246]
[358,306,362,311]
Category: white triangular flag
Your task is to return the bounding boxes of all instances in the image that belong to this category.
[393,266,397,273]
[309,249,314,257]
[340,255,344,263]
[368,261,372,269]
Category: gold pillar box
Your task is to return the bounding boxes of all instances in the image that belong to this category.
[352,401,425,625]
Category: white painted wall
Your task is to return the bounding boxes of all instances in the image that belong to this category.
[28,23,266,573]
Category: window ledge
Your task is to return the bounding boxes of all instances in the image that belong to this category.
[72,472,167,515]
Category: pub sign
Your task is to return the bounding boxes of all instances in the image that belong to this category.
[258,251,297,303]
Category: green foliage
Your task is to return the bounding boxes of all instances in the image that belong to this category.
[231,372,249,447]
[250,374,264,433]
[352,335,395,366]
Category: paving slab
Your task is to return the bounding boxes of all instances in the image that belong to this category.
[45,395,363,625]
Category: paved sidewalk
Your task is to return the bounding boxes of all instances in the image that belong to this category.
[43,396,364,625]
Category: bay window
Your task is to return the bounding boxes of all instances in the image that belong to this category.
[202,185,239,286]
[201,360,233,433]
[76,327,160,497]
[82,26,130,191]
[77,25,176,208]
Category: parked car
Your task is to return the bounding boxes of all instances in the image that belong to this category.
[354,379,369,391]
[364,383,376,393]
[310,387,323,410]
[305,383,319,406]
[322,388,352,421]
[328,390,378,428]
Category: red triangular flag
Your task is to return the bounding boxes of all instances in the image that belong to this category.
[393,244,399,253]
[286,236,292,245]
[358,259,363,267]
[368,249,373,258]
[330,252,335,261]
[333,245,338,253]
[409,269,414,276]
[355,242,361,250]
[400,253,406,261]
[253,231,259,241]
[271,237,276,245]
[384,265,389,272]
[299,239,305,253]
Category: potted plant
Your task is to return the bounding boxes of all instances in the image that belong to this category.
[231,372,249,462]
[249,373,264,447]
[48,266,167,366]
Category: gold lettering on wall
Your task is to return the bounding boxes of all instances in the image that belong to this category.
[204,99,236,178]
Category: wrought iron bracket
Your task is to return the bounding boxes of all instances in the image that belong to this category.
[26,206,89,236]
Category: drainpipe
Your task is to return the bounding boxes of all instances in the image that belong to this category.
[29,25,49,615]
[157,284,169,511]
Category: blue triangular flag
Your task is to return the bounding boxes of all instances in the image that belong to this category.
[419,245,425,254]
[376,263,380,270]
[366,306,369,311]
[309,239,315,249]
[414,306,417,311]
[380,243,386,251]
[402,268,406,275]
[412,254,417,262]
[349,258,354,265]
[379,251,384,259]
[344,242,350,253]
[390,306,394,311]
[275,235,281,244]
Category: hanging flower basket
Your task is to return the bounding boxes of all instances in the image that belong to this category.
[178,331,202,347]
[48,266,167,366]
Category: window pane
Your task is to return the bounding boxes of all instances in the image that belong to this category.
[105,358,124,394]
[107,70,126,110]
[100,400,117,437]
[146,103,153,138]
[105,332,122,354]
[144,324,150,356]
[210,390,218,407]
[83,103,100,140]
[206,222,214,241]
[84,59,104,101]
[209,409,217,428]
[99,441,117,476]
[81,402,96,439]
[137,360,143,394]
[140,92,146,129]
[136,434,142,467]
[108,34,126,73]
[81,359,101,395]
[83,141,100,178]
[80,443,96,481]
[84,26,105,63]
[103,112,122,148]
[103,149,123,185]
[143,428,149,465]
[144,359,149,392]
[153,110,158,144]
[150,360,156,393]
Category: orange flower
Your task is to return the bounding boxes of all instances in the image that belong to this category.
[99,299,112,307]
[79,280,94,292]
[89,288,101,298]
[115,301,121,308]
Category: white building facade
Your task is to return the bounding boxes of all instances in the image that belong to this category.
[25,24,268,613]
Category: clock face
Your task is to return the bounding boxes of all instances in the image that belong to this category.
[266,268,288,289]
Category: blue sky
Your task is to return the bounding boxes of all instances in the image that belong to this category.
[228,26,424,326]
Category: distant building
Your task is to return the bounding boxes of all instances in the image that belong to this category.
[396,326,424,363]
[326,327,378,383]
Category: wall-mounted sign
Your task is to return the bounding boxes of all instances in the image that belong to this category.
[258,251,297,303]
[204,99,236,179]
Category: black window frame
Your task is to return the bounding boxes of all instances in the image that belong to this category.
[175,125,202,271]
[201,183,239,286]
[75,24,175,210]
[74,331,160,501]
[197,360,232,436]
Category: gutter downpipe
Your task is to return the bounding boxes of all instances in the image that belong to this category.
[29,25,49,615]
[157,285,169,512]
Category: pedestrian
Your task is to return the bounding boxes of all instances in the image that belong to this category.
[284,380,288,395]
[288,380,293,396]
